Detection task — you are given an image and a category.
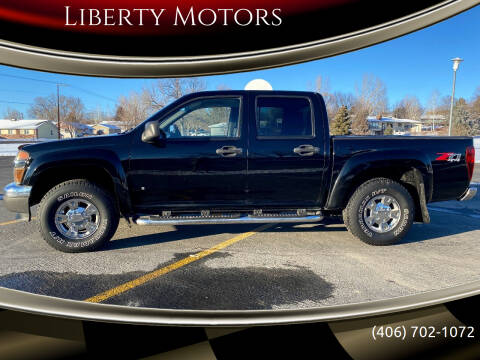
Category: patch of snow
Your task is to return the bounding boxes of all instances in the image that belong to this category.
[0,138,60,156]
[0,138,56,143]
[0,143,22,156]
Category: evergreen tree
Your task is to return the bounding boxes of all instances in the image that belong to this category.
[114,105,124,122]
[451,98,473,136]
[330,106,351,135]
[384,124,394,135]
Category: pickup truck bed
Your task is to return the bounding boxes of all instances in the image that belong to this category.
[329,136,473,208]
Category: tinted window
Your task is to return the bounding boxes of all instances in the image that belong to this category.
[256,97,312,137]
[160,98,240,138]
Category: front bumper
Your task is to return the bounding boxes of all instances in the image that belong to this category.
[3,182,31,214]
[458,186,477,201]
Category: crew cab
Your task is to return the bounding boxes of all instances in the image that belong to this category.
[3,90,477,252]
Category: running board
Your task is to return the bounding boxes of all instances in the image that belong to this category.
[134,214,323,225]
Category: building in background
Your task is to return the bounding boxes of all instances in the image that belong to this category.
[367,116,422,135]
[0,119,58,139]
[58,122,94,138]
[208,123,227,136]
[93,122,121,135]
[97,121,130,132]
[420,114,446,132]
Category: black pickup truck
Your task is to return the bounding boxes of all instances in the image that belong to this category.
[3,90,477,252]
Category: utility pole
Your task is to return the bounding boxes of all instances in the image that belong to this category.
[56,83,69,139]
[432,106,436,135]
[57,84,61,139]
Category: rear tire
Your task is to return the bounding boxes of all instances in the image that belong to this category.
[343,178,414,246]
[37,179,119,252]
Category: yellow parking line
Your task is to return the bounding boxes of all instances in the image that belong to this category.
[84,223,274,303]
[0,217,35,226]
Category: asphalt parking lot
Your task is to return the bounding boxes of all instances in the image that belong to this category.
[0,156,479,310]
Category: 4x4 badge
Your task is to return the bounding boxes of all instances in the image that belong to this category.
[436,153,461,162]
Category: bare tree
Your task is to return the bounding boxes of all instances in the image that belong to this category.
[28,94,86,137]
[331,92,356,114]
[3,107,24,120]
[351,108,370,135]
[144,78,207,111]
[426,90,441,132]
[354,74,388,116]
[438,95,452,118]
[392,102,407,119]
[216,84,231,90]
[310,75,337,119]
[86,106,113,124]
[112,78,207,131]
[396,95,423,120]
[115,91,152,130]
[28,95,58,122]
[351,74,387,135]
[312,75,331,95]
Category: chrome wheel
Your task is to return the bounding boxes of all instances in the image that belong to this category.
[363,195,401,233]
[54,198,100,240]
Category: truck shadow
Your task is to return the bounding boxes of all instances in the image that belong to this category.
[400,212,480,244]
[401,229,480,244]
[105,210,480,251]
[105,218,343,251]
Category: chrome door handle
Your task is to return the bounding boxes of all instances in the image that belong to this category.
[216,146,243,157]
[293,144,319,156]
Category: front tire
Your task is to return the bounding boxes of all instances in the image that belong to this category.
[343,178,414,246]
[37,179,119,252]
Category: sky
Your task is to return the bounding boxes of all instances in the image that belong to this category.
[0,5,479,118]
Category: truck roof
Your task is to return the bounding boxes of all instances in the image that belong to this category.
[180,90,319,97]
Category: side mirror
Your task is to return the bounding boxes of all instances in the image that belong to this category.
[141,121,164,143]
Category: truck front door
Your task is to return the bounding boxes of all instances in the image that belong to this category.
[128,95,248,213]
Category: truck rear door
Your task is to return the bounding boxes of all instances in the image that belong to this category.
[246,93,328,207]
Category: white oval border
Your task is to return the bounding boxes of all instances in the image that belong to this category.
[0,0,477,77]
[0,280,479,326]
[0,0,479,326]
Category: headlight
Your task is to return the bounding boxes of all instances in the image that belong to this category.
[13,150,30,184]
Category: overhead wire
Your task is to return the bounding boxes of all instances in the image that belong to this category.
[0,73,117,102]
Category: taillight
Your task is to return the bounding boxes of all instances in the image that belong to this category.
[466,146,475,183]
[13,150,29,184]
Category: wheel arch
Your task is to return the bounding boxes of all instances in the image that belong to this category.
[326,150,433,223]
[26,150,132,219]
